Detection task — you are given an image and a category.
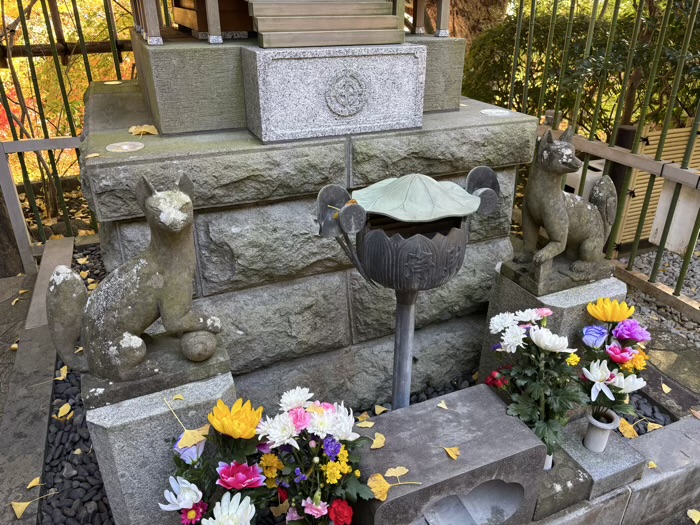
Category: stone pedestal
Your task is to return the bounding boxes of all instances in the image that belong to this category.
[479,268,627,381]
[86,372,236,525]
[241,44,426,142]
[355,385,546,524]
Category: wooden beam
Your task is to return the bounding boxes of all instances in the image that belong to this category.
[204,0,223,43]
[0,41,134,65]
[413,0,425,33]
[141,0,164,44]
[435,0,449,36]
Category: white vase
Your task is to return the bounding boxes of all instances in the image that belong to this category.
[583,409,620,453]
[544,453,554,471]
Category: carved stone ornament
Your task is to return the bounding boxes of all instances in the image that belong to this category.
[325,69,368,117]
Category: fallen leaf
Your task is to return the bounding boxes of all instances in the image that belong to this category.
[11,501,31,519]
[10,343,19,351]
[57,403,71,418]
[661,383,672,394]
[648,461,657,469]
[443,447,461,460]
[87,283,98,291]
[688,509,700,525]
[87,278,95,284]
[197,424,210,436]
[18,289,29,295]
[73,449,83,455]
[26,477,41,489]
[79,271,89,279]
[691,409,700,420]
[647,422,663,432]
[85,153,101,159]
[177,428,206,449]
[76,257,89,265]
[357,411,370,422]
[74,347,84,354]
[619,419,639,439]
[437,400,448,410]
[472,372,479,382]
[367,473,392,502]
[172,394,184,401]
[129,124,159,136]
[11,297,22,306]
[374,405,389,415]
[55,366,68,381]
[385,467,409,478]
[271,500,290,517]
[357,421,375,428]
[370,432,386,450]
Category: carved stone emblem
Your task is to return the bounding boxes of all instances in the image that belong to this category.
[325,70,368,117]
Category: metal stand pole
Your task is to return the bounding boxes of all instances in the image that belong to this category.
[392,290,418,409]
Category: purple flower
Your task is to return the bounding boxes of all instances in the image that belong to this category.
[323,437,341,461]
[612,319,651,344]
[294,467,307,484]
[173,432,205,465]
[582,325,608,349]
[492,343,502,351]
[256,441,272,455]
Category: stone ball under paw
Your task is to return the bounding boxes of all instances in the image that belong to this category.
[181,331,217,362]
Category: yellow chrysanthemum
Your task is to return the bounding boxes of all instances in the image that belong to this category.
[338,446,349,464]
[339,461,352,475]
[355,470,361,478]
[261,454,284,478]
[621,348,650,372]
[322,461,343,484]
[265,478,277,489]
[587,298,635,323]
[208,399,263,439]
[566,354,581,367]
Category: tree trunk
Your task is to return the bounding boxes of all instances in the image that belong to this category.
[0,188,24,277]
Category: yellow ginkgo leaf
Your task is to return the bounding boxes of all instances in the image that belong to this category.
[57,403,71,418]
[74,347,84,354]
[367,473,392,502]
[661,383,672,394]
[87,283,98,291]
[172,394,184,401]
[437,400,448,410]
[55,366,68,381]
[11,297,21,306]
[647,422,663,431]
[26,477,41,489]
[85,153,101,159]
[177,424,210,449]
[648,461,657,469]
[74,449,83,455]
[87,278,95,284]
[688,509,700,525]
[357,421,375,428]
[371,432,386,450]
[619,419,639,439]
[197,423,210,436]
[443,447,461,460]
[10,343,18,351]
[76,257,89,265]
[374,405,389,415]
[357,412,370,422]
[18,289,29,295]
[129,124,159,136]
[385,466,409,478]
[11,501,31,519]
[472,372,479,382]
[79,271,89,279]
[692,409,700,420]
[270,500,290,517]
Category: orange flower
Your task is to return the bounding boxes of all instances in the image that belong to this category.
[208,399,263,439]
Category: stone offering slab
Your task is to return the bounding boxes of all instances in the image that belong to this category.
[241,44,426,142]
[533,447,592,521]
[561,417,645,500]
[354,385,546,525]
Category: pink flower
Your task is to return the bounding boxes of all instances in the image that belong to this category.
[537,308,554,318]
[606,344,637,364]
[302,497,329,518]
[321,402,336,413]
[181,502,207,525]
[287,507,303,522]
[289,407,312,432]
[216,461,265,490]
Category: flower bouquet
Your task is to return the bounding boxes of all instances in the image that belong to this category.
[579,298,649,452]
[255,387,373,524]
[487,308,586,467]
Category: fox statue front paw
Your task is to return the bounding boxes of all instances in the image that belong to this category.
[514,252,534,264]
[182,330,217,362]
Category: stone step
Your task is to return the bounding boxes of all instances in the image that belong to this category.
[258,28,404,47]
[254,14,398,32]
[249,1,392,16]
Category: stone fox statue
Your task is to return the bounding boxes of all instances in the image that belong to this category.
[515,129,618,274]
[46,175,221,381]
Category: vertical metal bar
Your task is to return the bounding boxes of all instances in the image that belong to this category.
[577,0,621,196]
[161,0,171,26]
[675,208,700,296]
[413,0,425,34]
[70,0,92,82]
[204,0,222,43]
[102,0,123,77]
[508,0,526,110]
[0,144,37,275]
[0,80,45,243]
[606,0,674,258]
[16,0,73,237]
[435,0,449,36]
[552,0,576,129]
[537,0,559,119]
[570,0,599,132]
[521,0,538,112]
[626,0,698,268]
[142,0,163,44]
[392,290,418,410]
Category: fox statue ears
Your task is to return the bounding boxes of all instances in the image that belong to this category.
[135,175,195,211]
[560,126,575,143]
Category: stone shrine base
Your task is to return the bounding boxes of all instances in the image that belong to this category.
[479,267,627,382]
[86,373,236,525]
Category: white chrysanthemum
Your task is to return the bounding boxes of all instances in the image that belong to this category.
[159,476,202,511]
[202,492,256,525]
[257,412,299,449]
[500,324,526,353]
[330,402,360,441]
[279,386,314,411]
[514,309,543,323]
[489,312,518,334]
[530,326,575,353]
[611,373,646,393]
[583,360,618,402]
[308,409,335,439]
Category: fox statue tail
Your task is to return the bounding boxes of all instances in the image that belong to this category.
[589,175,618,244]
[46,265,89,371]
